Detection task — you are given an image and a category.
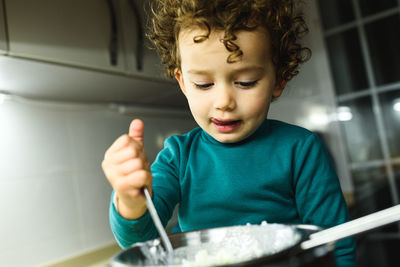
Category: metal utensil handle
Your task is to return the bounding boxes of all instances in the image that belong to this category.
[301,204,400,250]
[143,187,174,254]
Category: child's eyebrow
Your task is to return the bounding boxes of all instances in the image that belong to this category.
[187,66,265,75]
[187,69,212,75]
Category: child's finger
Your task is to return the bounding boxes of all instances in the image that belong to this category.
[106,134,130,156]
[116,170,152,194]
[129,119,144,144]
[127,169,153,189]
[117,158,146,175]
[107,143,140,164]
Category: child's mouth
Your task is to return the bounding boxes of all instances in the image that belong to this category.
[211,118,242,133]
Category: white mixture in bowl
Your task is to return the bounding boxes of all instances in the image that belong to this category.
[169,222,301,266]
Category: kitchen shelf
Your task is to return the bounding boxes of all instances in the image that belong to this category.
[0,55,188,108]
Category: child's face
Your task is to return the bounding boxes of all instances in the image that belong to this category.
[175,27,285,143]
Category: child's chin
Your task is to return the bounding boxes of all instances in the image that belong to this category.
[213,133,245,144]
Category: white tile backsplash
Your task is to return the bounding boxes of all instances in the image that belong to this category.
[65,109,130,172]
[1,233,82,267]
[74,170,114,247]
[0,101,73,180]
[0,173,82,266]
[0,98,195,266]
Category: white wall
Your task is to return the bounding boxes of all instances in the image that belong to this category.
[0,97,195,267]
[269,0,354,193]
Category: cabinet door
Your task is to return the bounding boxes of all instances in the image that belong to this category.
[0,0,7,54]
[119,0,167,80]
[5,0,126,72]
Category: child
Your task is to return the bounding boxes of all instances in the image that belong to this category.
[102,0,356,266]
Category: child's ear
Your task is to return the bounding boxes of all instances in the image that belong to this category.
[272,79,287,98]
[175,71,187,95]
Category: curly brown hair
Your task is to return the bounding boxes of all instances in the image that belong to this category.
[147,0,311,82]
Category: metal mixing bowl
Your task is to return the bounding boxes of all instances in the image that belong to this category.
[110,223,335,267]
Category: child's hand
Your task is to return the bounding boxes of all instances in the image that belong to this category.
[102,119,153,220]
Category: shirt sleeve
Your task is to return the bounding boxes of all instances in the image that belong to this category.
[109,191,157,249]
[293,133,357,267]
[108,136,181,249]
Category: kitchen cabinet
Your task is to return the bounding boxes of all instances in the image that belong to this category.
[5,0,127,73]
[0,55,187,108]
[0,0,186,108]
[118,0,166,79]
[4,0,167,79]
[0,0,7,54]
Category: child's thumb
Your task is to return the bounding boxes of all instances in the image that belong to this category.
[129,119,144,144]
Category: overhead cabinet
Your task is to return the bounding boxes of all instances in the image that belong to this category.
[4,0,165,79]
[0,0,187,108]
[5,0,125,72]
[118,0,166,79]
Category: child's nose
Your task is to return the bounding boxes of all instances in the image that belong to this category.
[213,85,236,111]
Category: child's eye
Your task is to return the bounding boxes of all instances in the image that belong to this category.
[193,83,214,89]
[235,80,259,88]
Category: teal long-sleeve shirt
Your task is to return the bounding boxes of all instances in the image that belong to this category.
[109,119,356,266]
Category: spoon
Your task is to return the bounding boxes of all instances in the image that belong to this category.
[143,187,174,260]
